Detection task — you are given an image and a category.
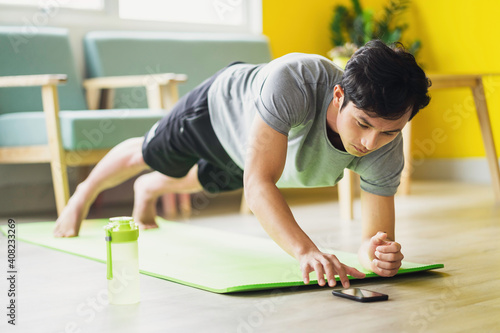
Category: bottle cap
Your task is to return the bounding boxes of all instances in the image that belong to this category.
[105,216,139,243]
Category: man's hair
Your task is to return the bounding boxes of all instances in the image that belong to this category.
[340,40,431,120]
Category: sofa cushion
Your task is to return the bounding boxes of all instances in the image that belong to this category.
[0,110,164,150]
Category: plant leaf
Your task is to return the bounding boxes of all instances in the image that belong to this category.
[330,5,349,46]
[363,9,375,43]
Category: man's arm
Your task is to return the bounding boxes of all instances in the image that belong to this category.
[244,114,365,287]
[358,190,404,277]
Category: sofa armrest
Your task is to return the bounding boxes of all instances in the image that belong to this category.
[0,74,67,88]
[83,73,187,110]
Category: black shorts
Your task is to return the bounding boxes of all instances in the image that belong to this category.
[142,64,244,194]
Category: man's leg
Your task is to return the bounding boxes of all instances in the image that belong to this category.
[54,137,149,237]
[132,165,202,229]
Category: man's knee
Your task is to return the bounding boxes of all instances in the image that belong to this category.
[133,172,175,197]
[133,172,151,194]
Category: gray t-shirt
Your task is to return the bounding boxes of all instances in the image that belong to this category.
[208,53,403,196]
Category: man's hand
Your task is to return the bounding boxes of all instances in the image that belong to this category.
[299,250,366,288]
[368,231,404,277]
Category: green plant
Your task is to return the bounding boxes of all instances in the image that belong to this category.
[329,0,420,57]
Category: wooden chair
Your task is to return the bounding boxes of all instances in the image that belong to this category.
[0,26,186,216]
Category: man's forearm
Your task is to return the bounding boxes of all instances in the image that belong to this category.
[245,180,317,259]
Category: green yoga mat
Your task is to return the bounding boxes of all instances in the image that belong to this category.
[0,218,443,293]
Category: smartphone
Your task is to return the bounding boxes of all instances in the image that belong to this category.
[332,288,388,302]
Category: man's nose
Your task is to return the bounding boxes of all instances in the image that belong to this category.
[361,132,378,150]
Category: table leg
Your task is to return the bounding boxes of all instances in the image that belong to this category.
[472,78,500,203]
[339,169,355,220]
[399,121,412,195]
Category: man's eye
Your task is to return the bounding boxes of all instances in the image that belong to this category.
[357,122,368,128]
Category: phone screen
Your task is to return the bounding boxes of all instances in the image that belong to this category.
[332,288,388,302]
[340,288,382,297]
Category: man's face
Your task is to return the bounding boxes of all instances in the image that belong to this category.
[336,100,410,157]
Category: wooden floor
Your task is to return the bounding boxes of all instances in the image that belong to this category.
[0,181,499,333]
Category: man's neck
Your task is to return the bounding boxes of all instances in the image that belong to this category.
[326,125,346,151]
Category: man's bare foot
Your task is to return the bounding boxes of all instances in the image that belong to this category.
[137,220,159,230]
[133,177,160,230]
[53,184,93,237]
[133,198,159,230]
[133,195,159,229]
[53,198,88,237]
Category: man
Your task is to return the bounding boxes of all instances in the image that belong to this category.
[54,40,431,289]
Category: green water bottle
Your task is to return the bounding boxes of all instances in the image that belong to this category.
[104,216,140,305]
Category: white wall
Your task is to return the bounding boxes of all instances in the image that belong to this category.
[0,0,262,79]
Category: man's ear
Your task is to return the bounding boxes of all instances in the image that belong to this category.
[333,85,345,109]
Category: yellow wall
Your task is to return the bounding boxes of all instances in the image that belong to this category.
[262,0,500,159]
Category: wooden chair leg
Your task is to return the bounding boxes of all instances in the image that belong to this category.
[49,161,70,216]
[472,79,500,203]
[86,87,101,110]
[399,121,412,195]
[160,83,179,111]
[179,193,192,217]
[101,88,115,109]
[161,193,177,219]
[146,84,163,110]
[338,169,355,220]
[42,84,69,215]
